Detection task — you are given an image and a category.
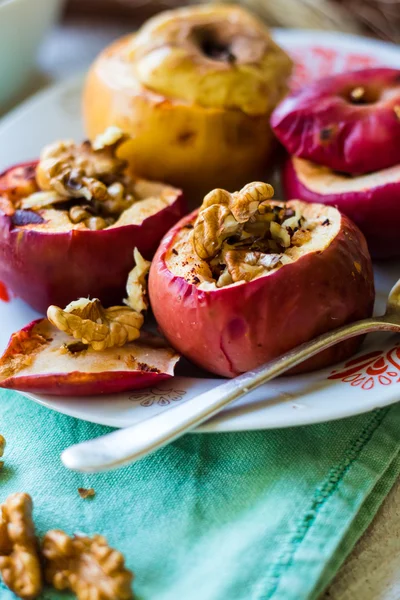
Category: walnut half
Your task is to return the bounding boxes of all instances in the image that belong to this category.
[0,493,42,600]
[47,298,144,352]
[192,182,274,260]
[47,248,149,351]
[124,248,151,313]
[43,530,134,600]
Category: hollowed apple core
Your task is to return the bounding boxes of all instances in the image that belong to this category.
[0,319,179,395]
[167,201,339,289]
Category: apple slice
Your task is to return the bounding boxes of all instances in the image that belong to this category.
[0,319,179,396]
[282,156,400,258]
[149,183,374,377]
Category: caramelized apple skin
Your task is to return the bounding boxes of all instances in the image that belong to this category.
[149,208,374,378]
[282,156,400,258]
[0,162,185,313]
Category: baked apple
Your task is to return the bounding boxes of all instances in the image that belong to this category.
[271,68,400,174]
[83,5,292,202]
[0,253,180,395]
[149,182,374,377]
[0,128,184,313]
[283,156,400,258]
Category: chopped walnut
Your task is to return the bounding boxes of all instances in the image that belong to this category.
[43,530,133,600]
[20,191,67,210]
[223,250,282,283]
[77,488,95,499]
[0,435,4,469]
[47,298,143,352]
[34,128,136,219]
[193,182,274,260]
[0,493,42,600]
[188,182,316,287]
[291,228,312,247]
[124,248,151,313]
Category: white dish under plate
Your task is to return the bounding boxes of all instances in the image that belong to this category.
[0,30,399,432]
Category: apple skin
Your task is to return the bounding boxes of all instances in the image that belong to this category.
[149,208,374,378]
[271,68,400,174]
[0,161,185,313]
[282,156,400,258]
[0,319,179,396]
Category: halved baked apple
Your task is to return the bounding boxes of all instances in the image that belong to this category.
[0,128,184,313]
[149,182,374,377]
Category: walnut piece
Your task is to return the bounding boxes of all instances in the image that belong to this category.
[222,250,282,283]
[192,182,274,259]
[43,530,133,600]
[47,298,144,352]
[77,488,95,500]
[0,434,5,469]
[124,248,151,312]
[33,127,136,219]
[0,493,42,600]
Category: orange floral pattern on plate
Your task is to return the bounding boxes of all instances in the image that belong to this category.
[289,47,379,89]
[328,347,400,390]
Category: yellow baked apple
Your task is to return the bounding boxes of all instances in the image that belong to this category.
[83,5,292,202]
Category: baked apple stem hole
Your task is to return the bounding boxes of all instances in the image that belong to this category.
[194,26,235,63]
[347,86,380,105]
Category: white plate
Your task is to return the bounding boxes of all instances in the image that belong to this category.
[1,30,400,432]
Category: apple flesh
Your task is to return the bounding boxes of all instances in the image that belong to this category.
[271,68,400,174]
[0,161,185,313]
[283,156,400,258]
[0,319,180,396]
[149,202,374,378]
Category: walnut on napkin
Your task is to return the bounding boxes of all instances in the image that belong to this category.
[43,530,134,600]
[0,493,42,600]
[0,435,5,469]
[0,491,134,599]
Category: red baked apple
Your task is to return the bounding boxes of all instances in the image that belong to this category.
[283,156,400,258]
[0,128,185,313]
[149,182,374,377]
[0,319,179,395]
[271,68,400,174]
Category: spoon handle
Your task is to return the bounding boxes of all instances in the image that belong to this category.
[62,317,390,473]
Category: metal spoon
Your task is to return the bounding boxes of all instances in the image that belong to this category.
[62,279,400,473]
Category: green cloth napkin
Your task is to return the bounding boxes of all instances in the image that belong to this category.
[1,389,400,600]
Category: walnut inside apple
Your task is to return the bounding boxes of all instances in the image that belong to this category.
[0,127,179,232]
[167,182,337,289]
